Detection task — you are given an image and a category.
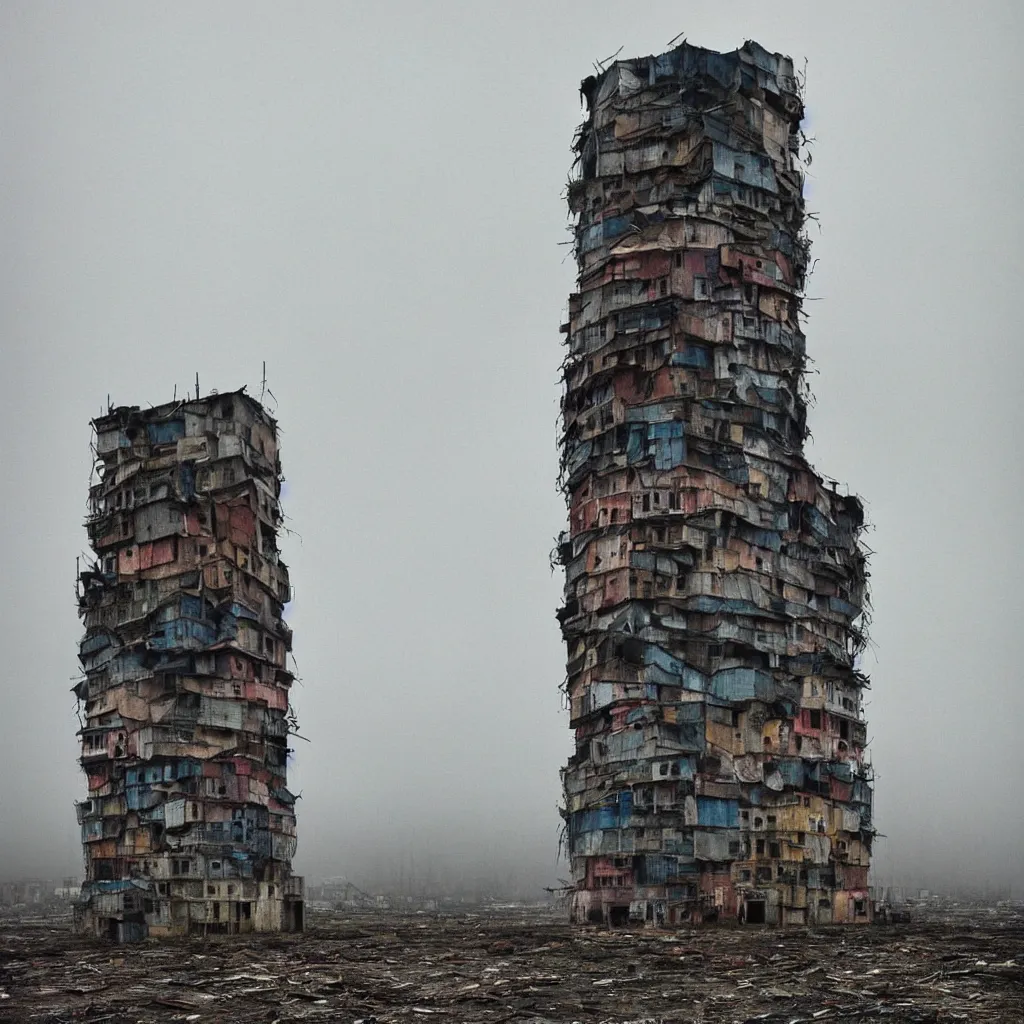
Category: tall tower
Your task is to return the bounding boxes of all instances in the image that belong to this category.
[558,40,873,927]
[76,389,303,939]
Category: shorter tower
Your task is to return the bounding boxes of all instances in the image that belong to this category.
[76,389,303,939]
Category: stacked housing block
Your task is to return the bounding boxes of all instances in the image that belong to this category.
[76,390,303,939]
[558,41,873,927]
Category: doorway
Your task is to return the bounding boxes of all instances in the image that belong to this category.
[745,899,766,924]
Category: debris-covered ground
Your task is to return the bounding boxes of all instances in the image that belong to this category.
[0,904,1021,1023]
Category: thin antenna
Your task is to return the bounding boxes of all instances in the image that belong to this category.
[195,373,200,400]
[594,46,623,74]
[260,361,267,404]
[173,383,177,402]
[666,30,686,48]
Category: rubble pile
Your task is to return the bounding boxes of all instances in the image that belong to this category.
[1,907,1020,1022]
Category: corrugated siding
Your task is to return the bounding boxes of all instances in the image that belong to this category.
[696,797,739,828]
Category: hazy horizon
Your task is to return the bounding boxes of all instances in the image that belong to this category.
[1,1,1021,898]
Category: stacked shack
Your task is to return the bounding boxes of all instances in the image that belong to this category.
[75,389,304,939]
[558,40,873,927]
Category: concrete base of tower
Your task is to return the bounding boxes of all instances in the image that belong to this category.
[570,889,713,927]
[75,877,305,941]
[570,884,872,928]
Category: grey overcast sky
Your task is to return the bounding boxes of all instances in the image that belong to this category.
[1,1,1021,893]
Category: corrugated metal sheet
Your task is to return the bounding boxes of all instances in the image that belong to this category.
[198,697,244,731]
[146,420,185,445]
[696,797,739,828]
